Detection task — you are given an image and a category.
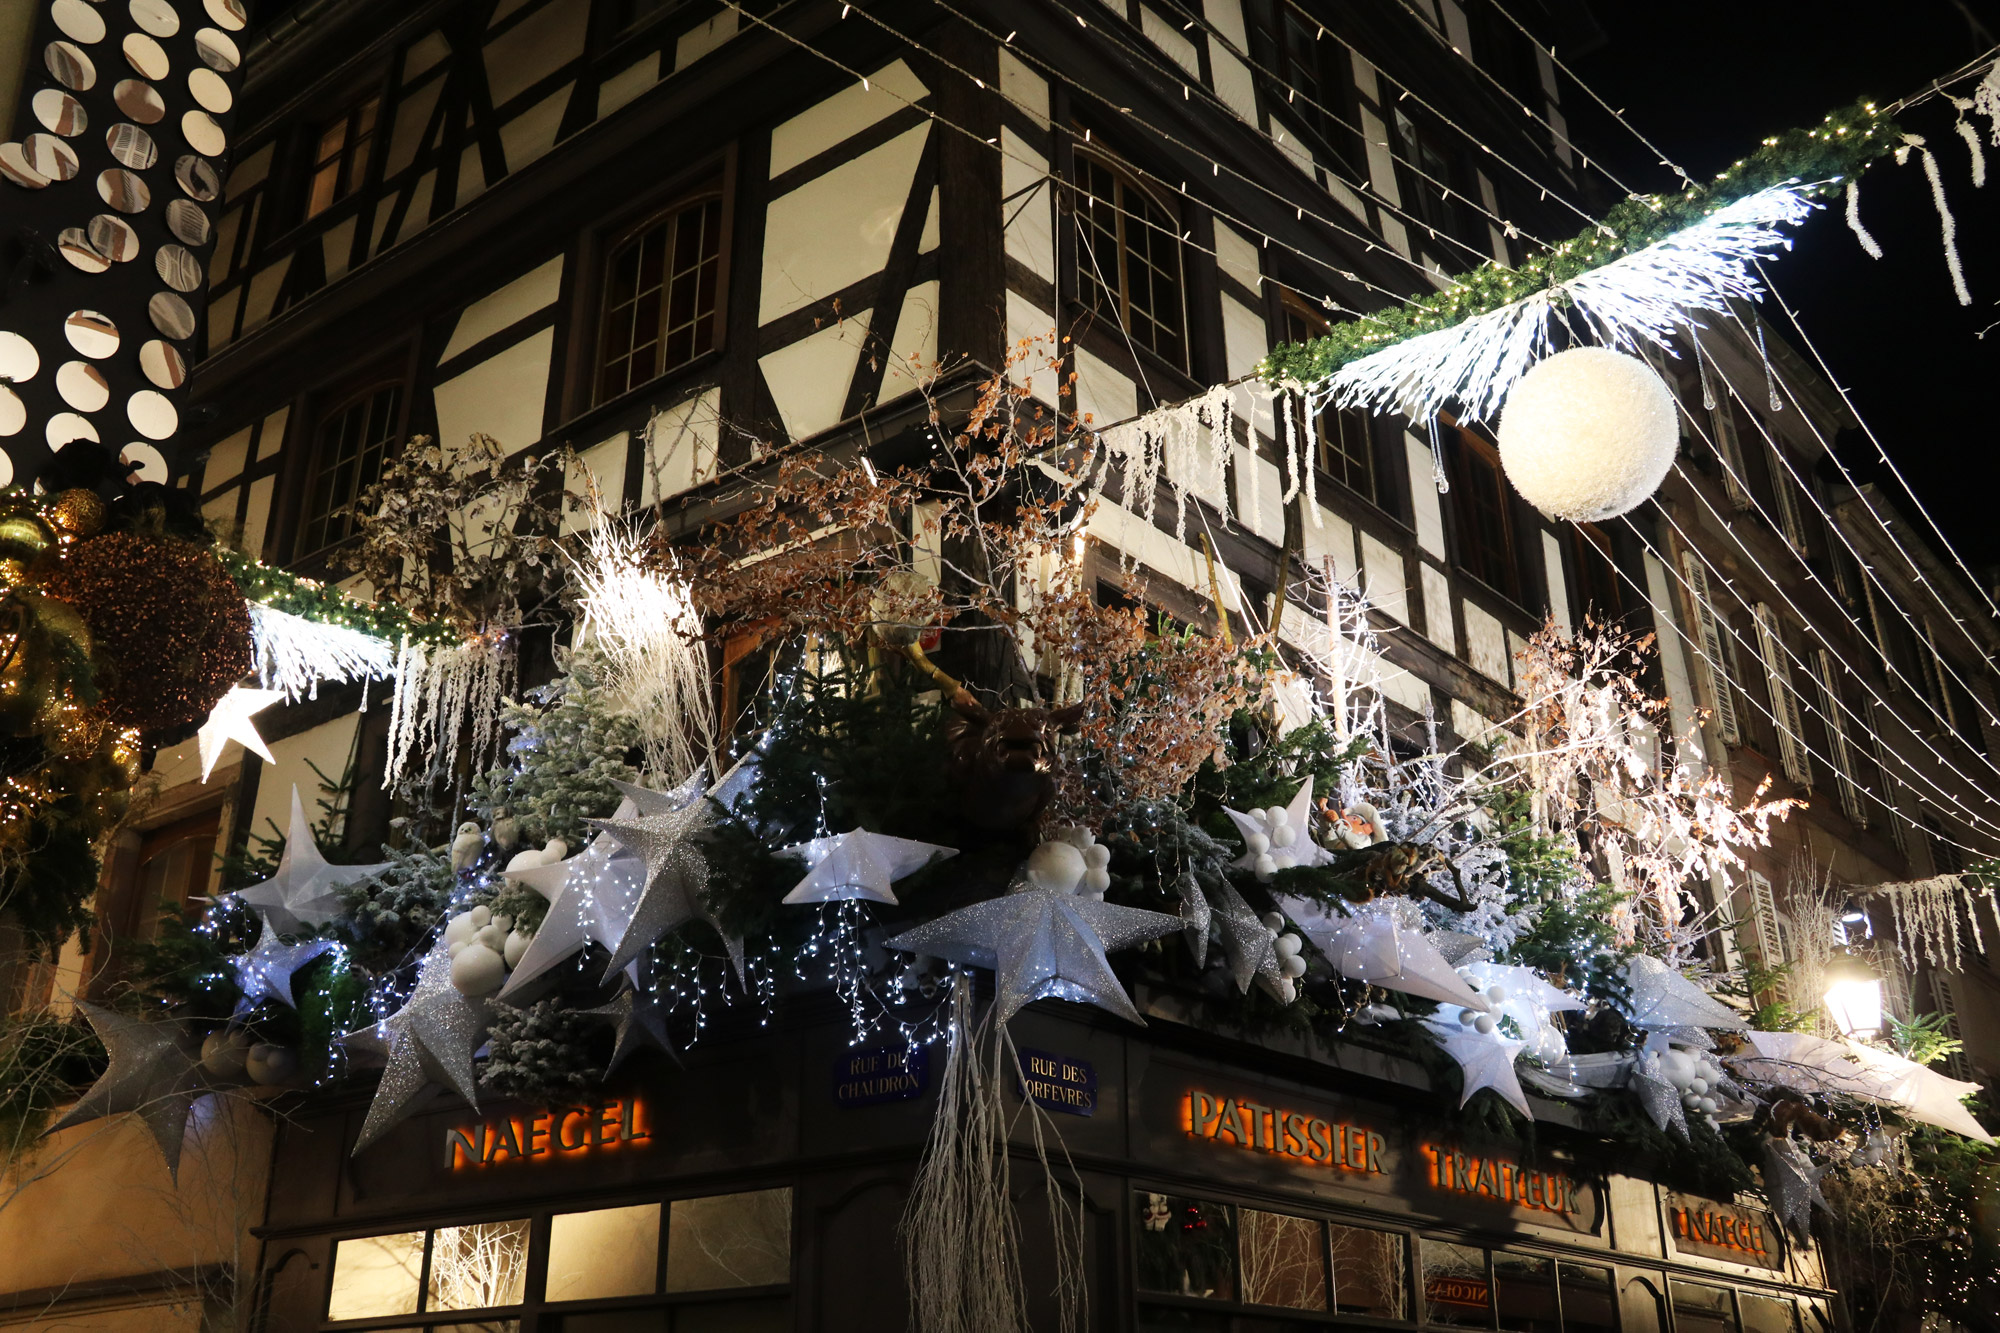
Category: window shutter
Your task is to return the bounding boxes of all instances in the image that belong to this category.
[1753,603,1812,784]
[1769,445,1809,555]
[1711,399,1753,510]
[1927,972,1972,1080]
[1681,553,1742,745]
[1866,698,1910,857]
[1745,870,1788,974]
[1814,648,1867,828]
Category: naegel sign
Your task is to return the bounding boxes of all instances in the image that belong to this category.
[1666,1193,1784,1270]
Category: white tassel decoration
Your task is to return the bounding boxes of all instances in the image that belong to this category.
[248,603,398,702]
[1902,134,1972,306]
[1845,179,1883,259]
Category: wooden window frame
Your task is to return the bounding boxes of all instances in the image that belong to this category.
[293,376,410,566]
[1068,146,1190,373]
[1278,291,1378,509]
[592,189,728,407]
[1442,422,1523,605]
[303,94,382,223]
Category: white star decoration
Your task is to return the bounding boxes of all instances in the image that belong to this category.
[197,685,282,782]
[232,920,332,1014]
[1222,778,1337,873]
[885,888,1182,1026]
[591,781,744,981]
[234,787,389,934]
[1425,1018,1531,1117]
[1277,897,1491,1011]
[777,829,956,905]
[495,797,646,1001]
[48,1004,215,1176]
[346,941,489,1154]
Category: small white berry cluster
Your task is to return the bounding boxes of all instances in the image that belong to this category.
[1025,827,1113,898]
[1454,979,1509,1034]
[1263,912,1308,981]
[445,903,531,997]
[1242,807,1305,883]
[1657,1047,1726,1126]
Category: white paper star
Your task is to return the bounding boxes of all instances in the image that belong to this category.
[1624,954,1746,1032]
[197,685,282,781]
[346,941,489,1154]
[778,829,957,905]
[592,793,740,979]
[234,787,389,934]
[884,889,1182,1025]
[1222,778,1336,873]
[495,798,646,1001]
[1277,897,1491,1011]
[47,1004,214,1175]
[232,920,332,1013]
[1426,1019,1530,1116]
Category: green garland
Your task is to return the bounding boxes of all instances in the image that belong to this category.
[1260,98,1902,387]
[217,547,459,648]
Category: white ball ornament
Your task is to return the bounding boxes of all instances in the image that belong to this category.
[200,1029,251,1080]
[1687,1077,1709,1096]
[1252,854,1277,882]
[245,1042,297,1086]
[1698,1096,1719,1115]
[1485,986,1507,1004]
[1244,830,1270,856]
[1271,824,1297,849]
[1273,934,1301,959]
[1459,1009,1481,1025]
[503,929,531,968]
[1026,840,1087,893]
[1082,843,1111,870]
[1473,1014,1497,1035]
[1081,867,1111,896]
[475,923,506,952]
[450,942,509,997]
[443,912,478,948]
[1497,347,1680,523]
[1280,953,1307,979]
[1269,849,1296,871]
[469,905,491,928]
[1656,1048,1697,1091]
[1266,807,1288,828]
[1260,912,1285,931]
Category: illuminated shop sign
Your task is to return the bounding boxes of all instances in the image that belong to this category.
[1425,1275,1492,1307]
[1667,1194,1782,1269]
[443,1098,650,1169]
[1181,1090,1387,1174]
[1419,1144,1578,1219]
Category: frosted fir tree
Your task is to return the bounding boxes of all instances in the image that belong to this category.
[479,997,602,1103]
[469,645,645,852]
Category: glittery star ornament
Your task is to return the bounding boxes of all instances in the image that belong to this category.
[583,972,678,1076]
[1206,878,1281,993]
[777,829,957,905]
[232,920,332,1013]
[1425,1019,1530,1117]
[1277,897,1490,1011]
[1762,1139,1827,1240]
[348,941,489,1154]
[884,889,1182,1025]
[1629,1050,1690,1138]
[234,787,389,934]
[1624,954,1746,1032]
[592,794,742,980]
[197,685,281,781]
[495,798,646,1000]
[47,1003,212,1175]
[1174,869,1210,968]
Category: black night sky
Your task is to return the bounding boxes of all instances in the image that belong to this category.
[1570,2,2000,577]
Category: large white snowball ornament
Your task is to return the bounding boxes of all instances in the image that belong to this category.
[450,942,509,997]
[1497,347,1679,522]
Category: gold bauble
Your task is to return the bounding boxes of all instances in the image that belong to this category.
[24,591,92,660]
[0,513,56,568]
[46,489,105,540]
[0,638,53,734]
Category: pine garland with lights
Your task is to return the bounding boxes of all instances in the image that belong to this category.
[216,546,459,650]
[1260,98,1901,387]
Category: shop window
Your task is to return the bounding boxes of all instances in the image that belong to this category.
[1669,1281,1739,1333]
[1494,1252,1556,1332]
[427,1219,531,1311]
[1444,424,1521,603]
[305,95,378,221]
[555,1303,786,1332]
[1739,1293,1799,1333]
[300,382,403,558]
[1135,1193,1239,1300]
[597,193,726,404]
[1238,1209,1326,1311]
[1557,1262,1616,1333]
[327,1231,425,1320]
[1072,150,1187,370]
[1423,1240,1492,1326]
[1281,292,1376,506]
[664,1187,792,1292]
[1327,1222,1407,1318]
[548,1203,662,1301]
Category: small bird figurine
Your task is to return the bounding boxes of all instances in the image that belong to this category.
[490,806,519,851]
[449,821,485,874]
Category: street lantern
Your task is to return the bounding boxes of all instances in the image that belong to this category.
[1823,951,1886,1042]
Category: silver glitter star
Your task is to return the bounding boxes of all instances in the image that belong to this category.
[884,888,1182,1025]
[592,795,744,981]
[496,798,646,1000]
[234,786,388,933]
[47,1004,211,1176]
[347,942,489,1155]
[1174,870,1210,968]
[1762,1139,1827,1239]
[1207,879,1281,994]
[1630,1051,1690,1138]
[583,969,678,1076]
[231,920,332,1014]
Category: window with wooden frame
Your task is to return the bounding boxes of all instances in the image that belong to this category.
[595,192,726,404]
[1443,423,1519,602]
[304,95,379,221]
[1569,524,1623,621]
[1244,0,1365,183]
[1391,108,1460,248]
[1071,150,1187,370]
[1281,293,1375,504]
[299,383,403,559]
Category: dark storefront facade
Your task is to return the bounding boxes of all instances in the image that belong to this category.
[252,1001,1834,1333]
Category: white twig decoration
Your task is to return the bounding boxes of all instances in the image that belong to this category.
[384,632,513,788]
[1874,873,1997,971]
[248,603,397,702]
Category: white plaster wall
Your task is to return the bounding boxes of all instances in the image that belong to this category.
[769,60,928,176]
[1421,564,1455,654]
[1542,530,1572,634]
[249,712,363,849]
[760,314,868,442]
[433,326,554,453]
[1360,531,1407,625]
[440,256,563,362]
[761,125,928,324]
[1463,599,1509,683]
[1404,431,1447,559]
[640,387,723,507]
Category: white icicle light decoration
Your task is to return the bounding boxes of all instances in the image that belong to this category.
[1100,381,1243,542]
[1877,874,1997,971]
[571,516,716,780]
[1496,347,1679,522]
[1303,183,1819,427]
[248,603,397,701]
[384,633,513,787]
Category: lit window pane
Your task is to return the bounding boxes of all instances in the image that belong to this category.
[427,1219,531,1311]
[665,1188,792,1292]
[1328,1222,1407,1318]
[547,1203,661,1302]
[327,1231,423,1320]
[1239,1209,1326,1310]
[1558,1262,1617,1333]
[1740,1293,1799,1333]
[1670,1281,1739,1333]
[1494,1252,1556,1332]
[1133,1192,1237,1301]
[1424,1240,1492,1326]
